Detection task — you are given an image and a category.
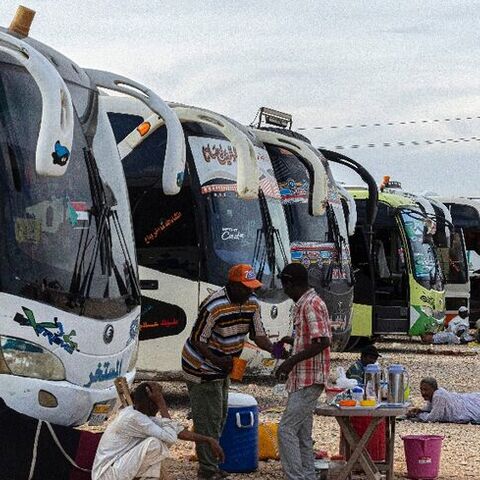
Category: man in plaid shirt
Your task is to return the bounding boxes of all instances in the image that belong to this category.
[275,263,331,480]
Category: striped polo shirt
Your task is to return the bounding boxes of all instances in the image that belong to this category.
[182,287,266,383]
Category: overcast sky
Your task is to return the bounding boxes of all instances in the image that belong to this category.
[2,1,479,195]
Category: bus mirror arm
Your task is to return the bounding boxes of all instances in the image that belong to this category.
[319,149,379,228]
[252,129,328,215]
[110,102,259,200]
[0,32,74,177]
[335,183,357,236]
[84,69,186,196]
[172,106,259,200]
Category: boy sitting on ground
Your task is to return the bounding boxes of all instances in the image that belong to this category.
[92,382,224,480]
[345,344,381,384]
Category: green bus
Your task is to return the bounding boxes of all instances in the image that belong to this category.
[322,151,445,343]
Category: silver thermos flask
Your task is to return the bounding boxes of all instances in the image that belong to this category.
[387,364,408,404]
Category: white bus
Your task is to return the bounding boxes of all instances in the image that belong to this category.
[0,26,184,426]
[250,121,355,350]
[433,197,480,324]
[104,97,293,373]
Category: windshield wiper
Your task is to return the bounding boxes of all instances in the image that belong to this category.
[324,203,350,286]
[69,148,140,312]
[253,190,288,287]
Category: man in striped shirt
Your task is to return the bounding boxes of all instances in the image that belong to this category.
[182,264,273,480]
[275,263,331,480]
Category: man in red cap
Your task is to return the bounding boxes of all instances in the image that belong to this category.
[181,264,273,479]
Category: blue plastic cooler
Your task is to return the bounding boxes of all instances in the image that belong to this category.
[219,392,258,473]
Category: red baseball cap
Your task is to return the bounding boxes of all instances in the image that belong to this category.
[228,264,263,289]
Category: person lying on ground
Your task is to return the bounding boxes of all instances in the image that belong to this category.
[420,330,460,344]
[446,307,475,343]
[420,328,473,345]
[345,344,381,384]
[92,382,224,480]
[406,377,480,424]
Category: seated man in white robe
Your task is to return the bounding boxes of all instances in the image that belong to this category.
[92,382,224,480]
[407,377,480,424]
[446,306,470,335]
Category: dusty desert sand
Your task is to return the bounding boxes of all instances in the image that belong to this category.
[111,336,480,479]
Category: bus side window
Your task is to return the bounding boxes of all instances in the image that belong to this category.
[134,182,200,281]
[119,120,200,281]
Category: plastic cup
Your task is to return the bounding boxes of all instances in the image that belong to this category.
[230,357,247,382]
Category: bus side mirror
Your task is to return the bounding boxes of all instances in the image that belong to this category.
[252,129,327,212]
[0,32,74,176]
[84,69,186,196]
[172,106,259,200]
[435,231,449,248]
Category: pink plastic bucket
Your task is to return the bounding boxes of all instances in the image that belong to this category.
[402,435,444,479]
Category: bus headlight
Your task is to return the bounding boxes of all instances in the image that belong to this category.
[0,336,66,380]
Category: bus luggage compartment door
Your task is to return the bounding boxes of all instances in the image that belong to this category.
[374,305,409,334]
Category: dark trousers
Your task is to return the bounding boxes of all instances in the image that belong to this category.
[187,377,230,476]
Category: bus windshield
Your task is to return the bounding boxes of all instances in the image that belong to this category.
[188,135,290,301]
[269,147,329,241]
[206,192,268,264]
[437,229,468,285]
[267,146,352,287]
[0,62,139,319]
[400,209,443,291]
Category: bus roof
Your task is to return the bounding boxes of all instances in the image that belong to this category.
[434,197,480,214]
[348,188,416,209]
[433,197,480,229]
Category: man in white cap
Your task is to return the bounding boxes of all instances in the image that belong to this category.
[447,307,470,337]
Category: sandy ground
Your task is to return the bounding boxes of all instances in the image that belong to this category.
[143,337,480,480]
[85,337,480,479]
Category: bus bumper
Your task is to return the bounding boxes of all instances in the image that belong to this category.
[0,369,135,426]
